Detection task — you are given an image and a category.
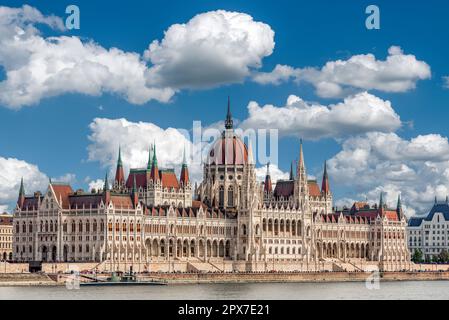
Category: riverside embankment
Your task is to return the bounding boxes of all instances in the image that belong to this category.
[1,271,448,286]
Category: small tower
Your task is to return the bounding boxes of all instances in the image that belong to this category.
[114,146,125,188]
[17,178,25,209]
[180,147,190,186]
[264,163,272,193]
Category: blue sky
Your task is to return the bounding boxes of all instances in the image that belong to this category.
[0,0,449,216]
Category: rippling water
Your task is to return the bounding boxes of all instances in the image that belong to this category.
[1,281,449,300]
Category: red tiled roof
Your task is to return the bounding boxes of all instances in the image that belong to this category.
[192,200,207,209]
[308,181,321,197]
[161,171,180,189]
[52,185,73,209]
[111,195,134,208]
[69,194,103,208]
[274,180,294,198]
[126,171,148,189]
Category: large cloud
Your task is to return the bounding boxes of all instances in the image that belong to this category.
[0,5,174,108]
[240,92,401,139]
[145,10,275,89]
[328,132,449,216]
[253,46,431,98]
[0,6,275,109]
[0,156,48,211]
[87,118,202,182]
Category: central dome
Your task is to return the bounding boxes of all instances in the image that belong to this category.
[209,134,248,165]
[208,97,249,166]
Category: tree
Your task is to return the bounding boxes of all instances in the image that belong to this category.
[412,249,423,263]
[439,249,449,263]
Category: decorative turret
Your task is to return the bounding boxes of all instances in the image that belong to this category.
[180,146,189,186]
[114,146,125,187]
[225,96,233,130]
[103,173,110,204]
[264,163,272,193]
[396,194,403,220]
[321,161,330,195]
[150,144,160,182]
[17,178,25,209]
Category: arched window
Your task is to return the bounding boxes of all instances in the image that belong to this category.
[227,186,234,207]
[242,224,247,236]
[219,186,224,207]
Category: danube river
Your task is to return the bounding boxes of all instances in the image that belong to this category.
[0,281,448,299]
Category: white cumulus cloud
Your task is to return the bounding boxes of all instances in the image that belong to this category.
[0,156,49,211]
[328,132,449,217]
[253,46,431,98]
[240,92,401,140]
[0,6,275,109]
[144,10,275,89]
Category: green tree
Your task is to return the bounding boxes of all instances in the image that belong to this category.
[438,249,449,263]
[412,249,423,263]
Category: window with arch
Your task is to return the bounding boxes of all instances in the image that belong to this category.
[219,186,224,207]
[227,186,234,207]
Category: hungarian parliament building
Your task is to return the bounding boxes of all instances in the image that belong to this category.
[12,102,411,272]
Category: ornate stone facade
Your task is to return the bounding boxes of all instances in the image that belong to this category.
[12,101,411,272]
[0,214,12,261]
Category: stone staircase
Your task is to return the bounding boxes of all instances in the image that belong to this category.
[187,260,223,273]
[327,259,363,272]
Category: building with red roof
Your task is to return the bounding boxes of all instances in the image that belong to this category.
[11,98,411,272]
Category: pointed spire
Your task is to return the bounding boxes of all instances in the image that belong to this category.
[19,178,25,196]
[182,145,187,167]
[299,139,304,167]
[147,144,153,171]
[379,192,384,209]
[117,146,123,166]
[180,146,190,186]
[264,162,272,193]
[115,146,125,186]
[297,139,306,180]
[435,196,438,204]
[104,173,110,191]
[247,139,254,165]
[397,194,403,220]
[289,162,294,180]
[150,143,160,181]
[152,143,158,166]
[321,160,330,194]
[225,96,233,130]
